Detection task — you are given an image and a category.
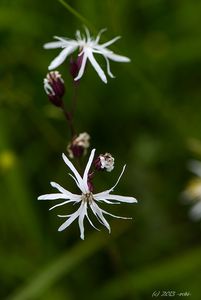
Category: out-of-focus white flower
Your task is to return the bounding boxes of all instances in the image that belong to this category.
[38,149,137,239]
[44,28,130,83]
[95,153,114,172]
[184,160,201,220]
[67,132,90,158]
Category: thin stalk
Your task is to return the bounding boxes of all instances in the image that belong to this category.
[71,83,79,117]
[61,103,75,137]
[58,0,97,34]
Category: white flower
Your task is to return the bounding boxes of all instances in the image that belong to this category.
[38,149,137,239]
[44,28,130,83]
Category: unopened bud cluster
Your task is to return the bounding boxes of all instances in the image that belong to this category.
[44,71,65,107]
[67,132,90,158]
[94,153,114,172]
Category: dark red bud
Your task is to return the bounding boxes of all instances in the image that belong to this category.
[94,157,103,171]
[87,172,94,192]
[69,144,85,158]
[69,54,84,83]
[44,71,65,107]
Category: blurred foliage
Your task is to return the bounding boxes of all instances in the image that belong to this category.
[1,0,201,299]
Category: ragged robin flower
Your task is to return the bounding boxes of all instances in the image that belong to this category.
[38,149,137,239]
[44,27,130,83]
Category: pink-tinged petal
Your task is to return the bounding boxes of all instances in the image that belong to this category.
[87,50,107,83]
[48,46,77,70]
[90,202,111,233]
[83,149,96,190]
[62,153,86,193]
[38,193,70,200]
[74,51,88,81]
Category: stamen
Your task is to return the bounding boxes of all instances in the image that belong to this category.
[82,193,93,204]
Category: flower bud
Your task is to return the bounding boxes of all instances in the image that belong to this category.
[44,71,65,107]
[67,132,90,158]
[69,54,83,81]
[94,153,114,172]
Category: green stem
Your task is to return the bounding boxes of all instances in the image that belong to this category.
[57,0,97,33]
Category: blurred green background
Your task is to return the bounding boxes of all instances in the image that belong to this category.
[1,0,201,299]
